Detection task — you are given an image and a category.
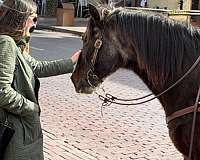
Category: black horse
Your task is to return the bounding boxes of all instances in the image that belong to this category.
[71,4,200,160]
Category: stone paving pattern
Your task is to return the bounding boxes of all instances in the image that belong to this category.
[39,69,183,160]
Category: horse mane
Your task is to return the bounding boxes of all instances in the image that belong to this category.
[104,9,200,88]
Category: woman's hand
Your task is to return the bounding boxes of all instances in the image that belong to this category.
[71,50,81,64]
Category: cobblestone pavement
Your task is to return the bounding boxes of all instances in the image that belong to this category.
[39,71,183,160]
[32,31,183,160]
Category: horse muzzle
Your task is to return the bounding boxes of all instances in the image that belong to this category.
[71,75,94,94]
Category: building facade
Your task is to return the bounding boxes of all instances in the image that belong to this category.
[192,0,200,10]
[43,0,199,17]
[147,0,191,10]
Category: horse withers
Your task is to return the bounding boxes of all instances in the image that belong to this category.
[71,4,200,160]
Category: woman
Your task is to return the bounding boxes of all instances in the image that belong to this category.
[0,0,80,159]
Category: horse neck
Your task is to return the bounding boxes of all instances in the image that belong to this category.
[111,14,200,116]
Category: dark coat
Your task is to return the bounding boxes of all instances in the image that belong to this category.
[0,35,74,160]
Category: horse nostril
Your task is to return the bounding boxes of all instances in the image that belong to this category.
[71,74,94,94]
[77,89,82,93]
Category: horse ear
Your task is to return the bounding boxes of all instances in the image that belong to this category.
[89,4,101,22]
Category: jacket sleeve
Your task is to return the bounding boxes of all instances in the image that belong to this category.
[23,53,74,78]
[0,36,39,116]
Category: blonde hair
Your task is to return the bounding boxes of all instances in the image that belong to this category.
[0,0,37,42]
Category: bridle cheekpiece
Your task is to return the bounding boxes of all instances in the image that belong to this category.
[86,37,103,88]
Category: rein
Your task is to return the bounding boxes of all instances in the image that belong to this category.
[100,52,200,107]
[88,36,200,109]
[188,86,200,160]
[88,37,200,103]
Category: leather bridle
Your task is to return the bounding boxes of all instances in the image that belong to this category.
[86,38,103,87]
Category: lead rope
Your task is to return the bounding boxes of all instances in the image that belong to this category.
[188,85,200,160]
[94,86,107,116]
[99,52,200,106]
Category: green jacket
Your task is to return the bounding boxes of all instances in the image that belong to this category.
[0,35,74,160]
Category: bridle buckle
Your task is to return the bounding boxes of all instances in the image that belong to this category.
[94,39,102,49]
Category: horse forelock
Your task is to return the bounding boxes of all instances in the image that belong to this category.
[104,9,200,88]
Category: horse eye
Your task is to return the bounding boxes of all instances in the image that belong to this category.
[94,30,102,39]
[93,27,99,32]
[93,27,100,35]
[94,33,100,38]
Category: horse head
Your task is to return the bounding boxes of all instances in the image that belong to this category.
[71,5,135,94]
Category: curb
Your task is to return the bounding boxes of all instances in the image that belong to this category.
[37,25,84,37]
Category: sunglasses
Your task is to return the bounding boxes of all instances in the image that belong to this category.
[33,17,37,23]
